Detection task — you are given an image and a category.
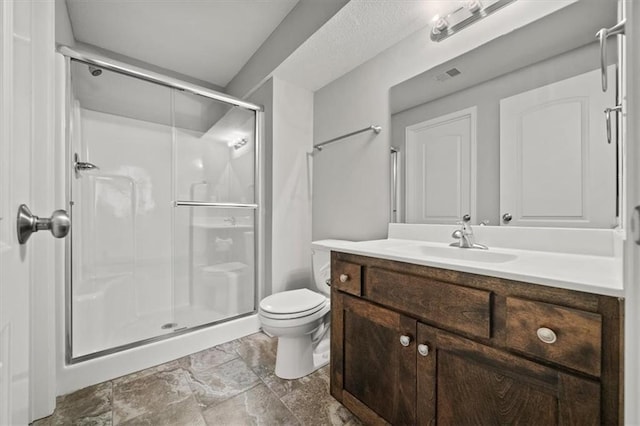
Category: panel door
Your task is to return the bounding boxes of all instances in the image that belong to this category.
[416,324,601,426]
[331,291,416,424]
[0,1,56,423]
[405,107,476,224]
[500,66,617,228]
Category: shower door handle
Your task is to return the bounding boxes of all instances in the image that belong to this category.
[17,204,70,244]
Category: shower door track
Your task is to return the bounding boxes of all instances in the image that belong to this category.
[59,46,264,364]
[69,311,258,365]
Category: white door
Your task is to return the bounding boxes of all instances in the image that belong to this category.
[500,66,617,228]
[405,107,476,224]
[624,0,640,423]
[0,1,56,424]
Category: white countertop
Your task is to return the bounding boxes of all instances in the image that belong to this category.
[323,226,624,297]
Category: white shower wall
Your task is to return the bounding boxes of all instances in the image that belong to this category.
[78,109,173,317]
[72,104,255,358]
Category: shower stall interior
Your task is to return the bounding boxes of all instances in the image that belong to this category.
[63,49,261,362]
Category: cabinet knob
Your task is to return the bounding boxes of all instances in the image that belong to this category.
[502,213,513,223]
[417,344,430,356]
[400,335,412,347]
[536,327,557,344]
[339,274,349,283]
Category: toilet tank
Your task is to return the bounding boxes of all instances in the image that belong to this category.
[311,240,352,296]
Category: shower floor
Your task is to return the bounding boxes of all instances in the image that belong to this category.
[73,304,246,359]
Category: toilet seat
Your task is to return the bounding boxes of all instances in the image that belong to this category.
[259,289,328,320]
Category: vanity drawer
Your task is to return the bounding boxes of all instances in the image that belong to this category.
[366,267,492,339]
[332,259,362,296]
[505,297,602,376]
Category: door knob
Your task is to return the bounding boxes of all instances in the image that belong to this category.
[17,204,70,244]
[502,213,512,223]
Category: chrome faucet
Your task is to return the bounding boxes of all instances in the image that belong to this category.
[450,219,488,250]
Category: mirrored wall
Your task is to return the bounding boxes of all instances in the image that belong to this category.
[391,0,620,229]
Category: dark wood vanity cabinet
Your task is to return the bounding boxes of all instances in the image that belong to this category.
[330,252,623,426]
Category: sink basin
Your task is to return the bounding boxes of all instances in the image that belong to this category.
[389,244,517,263]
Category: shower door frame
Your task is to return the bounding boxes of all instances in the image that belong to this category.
[60,46,264,364]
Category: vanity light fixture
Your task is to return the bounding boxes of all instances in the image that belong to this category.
[432,16,450,35]
[430,0,517,42]
[233,138,248,150]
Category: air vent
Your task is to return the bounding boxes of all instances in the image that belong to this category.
[446,67,461,77]
[434,67,462,82]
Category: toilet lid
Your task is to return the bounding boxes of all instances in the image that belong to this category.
[260,289,327,315]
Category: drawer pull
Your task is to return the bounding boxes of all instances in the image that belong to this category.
[400,335,412,347]
[536,327,557,344]
[339,274,349,283]
[418,344,430,356]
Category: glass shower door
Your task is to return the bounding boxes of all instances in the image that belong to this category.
[68,58,259,361]
[172,90,257,330]
[70,60,175,359]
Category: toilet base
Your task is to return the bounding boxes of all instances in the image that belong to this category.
[274,332,330,380]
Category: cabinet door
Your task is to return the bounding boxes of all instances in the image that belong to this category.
[331,291,417,424]
[417,324,600,426]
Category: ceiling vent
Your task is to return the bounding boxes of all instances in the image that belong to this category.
[435,67,462,82]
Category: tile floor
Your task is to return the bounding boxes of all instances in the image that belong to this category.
[33,332,362,426]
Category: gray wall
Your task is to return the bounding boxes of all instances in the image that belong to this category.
[311,2,585,242]
[270,77,314,292]
[392,42,610,226]
[311,1,616,241]
[56,0,75,46]
[312,65,392,242]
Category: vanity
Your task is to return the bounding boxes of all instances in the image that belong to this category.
[328,225,624,425]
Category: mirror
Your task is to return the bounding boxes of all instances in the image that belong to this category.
[390,0,619,228]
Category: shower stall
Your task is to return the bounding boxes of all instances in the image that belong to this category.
[59,46,262,365]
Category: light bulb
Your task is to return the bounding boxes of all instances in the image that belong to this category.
[433,17,449,34]
[466,0,482,13]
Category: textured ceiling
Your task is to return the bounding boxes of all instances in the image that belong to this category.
[66,0,299,87]
[271,0,582,93]
[65,0,583,98]
[273,0,442,92]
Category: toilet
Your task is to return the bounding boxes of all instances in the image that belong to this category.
[258,240,348,379]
